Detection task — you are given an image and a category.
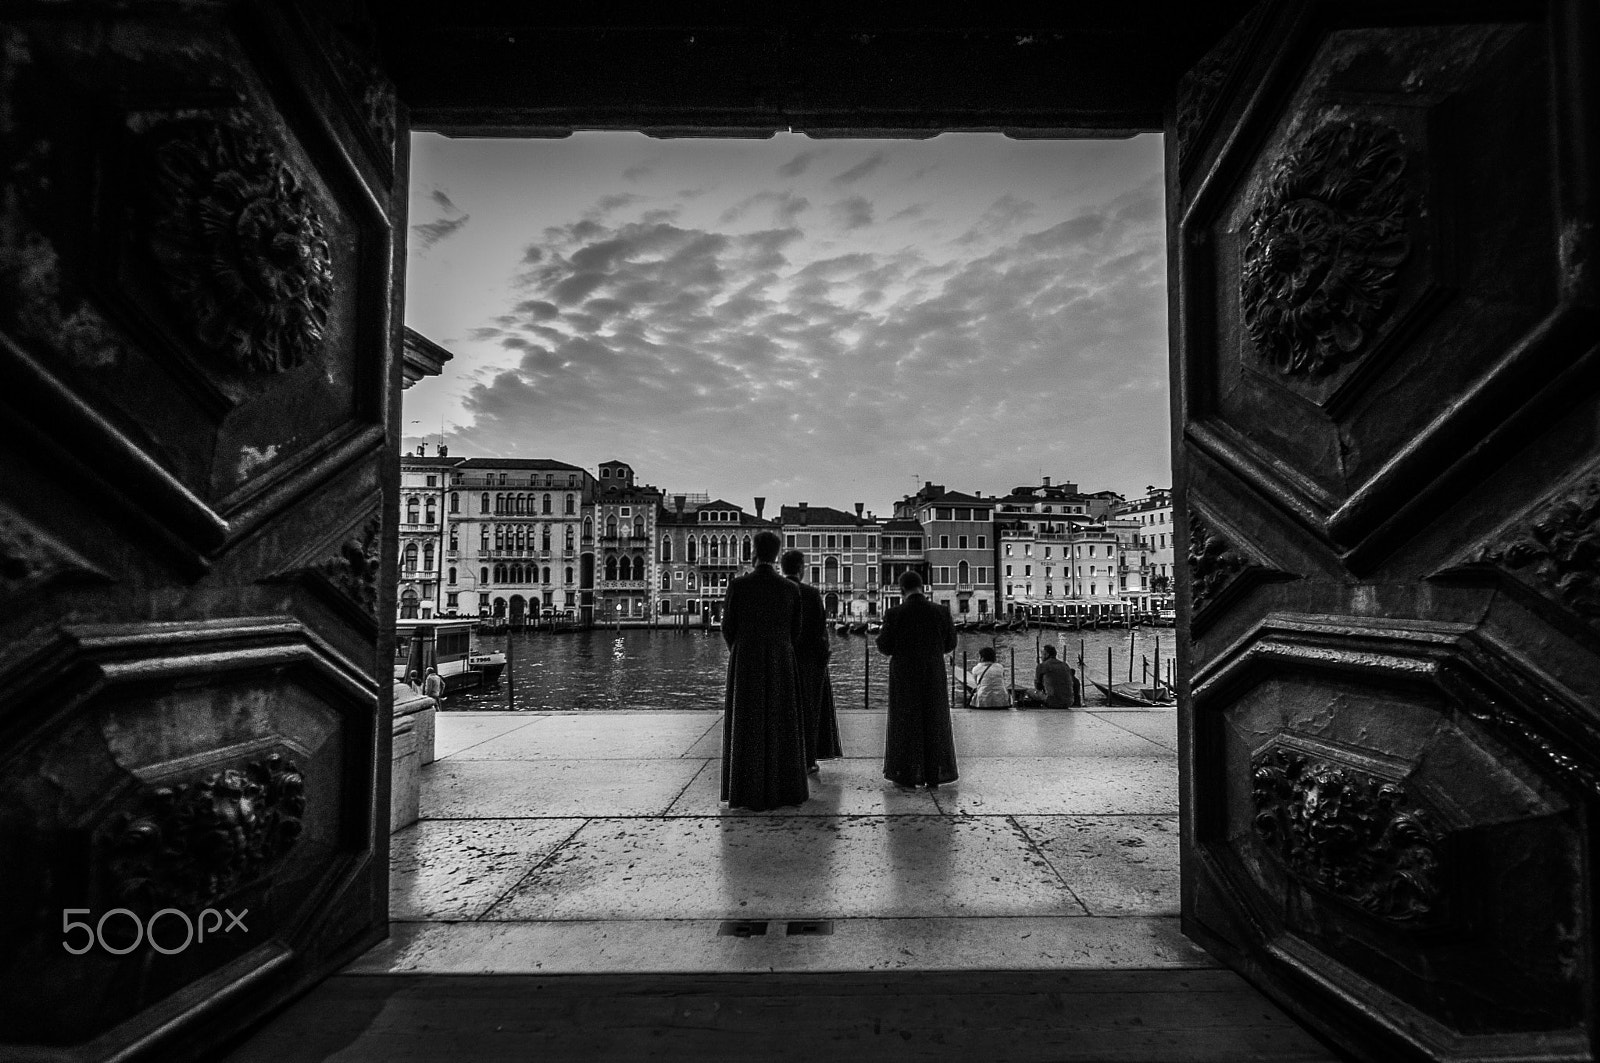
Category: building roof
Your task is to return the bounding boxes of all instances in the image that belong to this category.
[455,458,588,472]
[400,454,465,467]
[880,518,925,534]
[778,504,872,527]
[915,491,990,508]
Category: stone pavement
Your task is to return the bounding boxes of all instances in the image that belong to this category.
[352,706,1206,975]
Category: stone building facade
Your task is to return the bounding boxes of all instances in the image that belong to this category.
[779,502,883,617]
[591,460,663,624]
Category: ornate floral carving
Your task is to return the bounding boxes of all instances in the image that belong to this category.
[144,118,334,374]
[1241,115,1413,376]
[1188,512,1248,614]
[110,754,305,912]
[1252,746,1444,925]
[1479,476,1600,625]
[313,512,382,614]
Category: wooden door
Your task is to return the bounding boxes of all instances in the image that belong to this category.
[1171,2,1599,1059]
[0,3,403,1059]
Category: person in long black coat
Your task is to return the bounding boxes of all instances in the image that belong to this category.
[875,569,959,788]
[720,530,810,810]
[780,548,844,772]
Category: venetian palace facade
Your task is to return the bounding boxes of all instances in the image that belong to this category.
[399,447,1173,625]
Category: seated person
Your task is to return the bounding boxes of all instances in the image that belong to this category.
[1016,645,1080,708]
[965,646,1011,708]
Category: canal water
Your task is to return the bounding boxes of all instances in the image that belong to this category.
[449,625,1179,712]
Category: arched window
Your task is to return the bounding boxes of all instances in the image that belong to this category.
[605,516,617,538]
[824,556,839,584]
[710,537,719,560]
[480,567,489,585]
[632,556,645,580]
[742,535,752,562]
[480,493,489,514]
[661,573,671,591]
[542,566,551,583]
[565,526,574,550]
[406,497,419,523]
[633,517,643,538]
[424,499,435,523]
[605,556,618,580]
[687,537,697,562]
[449,492,459,514]
[448,567,457,585]
[583,517,593,540]
[543,494,552,514]
[403,542,418,571]
[958,560,969,585]
[542,525,552,550]
[565,494,575,514]
[399,589,418,618]
[661,537,672,562]
[422,543,435,570]
[660,598,671,612]
[493,564,505,582]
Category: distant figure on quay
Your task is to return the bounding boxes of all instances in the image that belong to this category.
[720,529,810,810]
[875,570,960,789]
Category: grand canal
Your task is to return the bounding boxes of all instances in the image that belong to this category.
[448,625,1179,712]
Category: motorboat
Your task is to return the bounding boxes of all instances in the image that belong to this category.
[395,616,485,692]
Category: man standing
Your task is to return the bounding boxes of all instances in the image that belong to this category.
[781,548,843,773]
[875,570,959,789]
[1032,645,1080,708]
[422,666,445,705]
[720,530,809,810]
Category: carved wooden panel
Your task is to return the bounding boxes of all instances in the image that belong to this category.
[0,3,400,1058]
[1175,5,1598,1061]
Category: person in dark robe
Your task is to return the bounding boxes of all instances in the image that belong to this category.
[720,529,810,810]
[876,570,960,789]
[780,548,843,772]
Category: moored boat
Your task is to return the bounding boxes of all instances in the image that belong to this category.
[1090,680,1175,708]
[395,616,487,693]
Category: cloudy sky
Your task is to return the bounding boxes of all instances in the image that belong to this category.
[402,132,1170,514]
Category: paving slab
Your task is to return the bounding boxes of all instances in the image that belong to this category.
[1015,815,1181,916]
[449,712,721,760]
[665,757,942,817]
[390,818,587,919]
[420,759,707,819]
[1088,710,1179,752]
[486,815,1087,921]
[346,916,1213,974]
[433,713,542,760]
[949,710,1175,757]
[931,756,1178,816]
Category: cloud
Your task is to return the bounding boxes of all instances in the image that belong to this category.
[831,196,874,230]
[622,161,654,182]
[431,189,460,212]
[437,166,1169,513]
[831,151,888,185]
[412,214,471,249]
[778,150,820,178]
[719,190,812,227]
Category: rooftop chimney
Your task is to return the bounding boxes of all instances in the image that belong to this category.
[416,444,425,456]
[437,442,449,457]
[798,501,808,526]
[674,494,685,515]
[754,497,765,520]
[854,502,864,521]
[1042,476,1051,487]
